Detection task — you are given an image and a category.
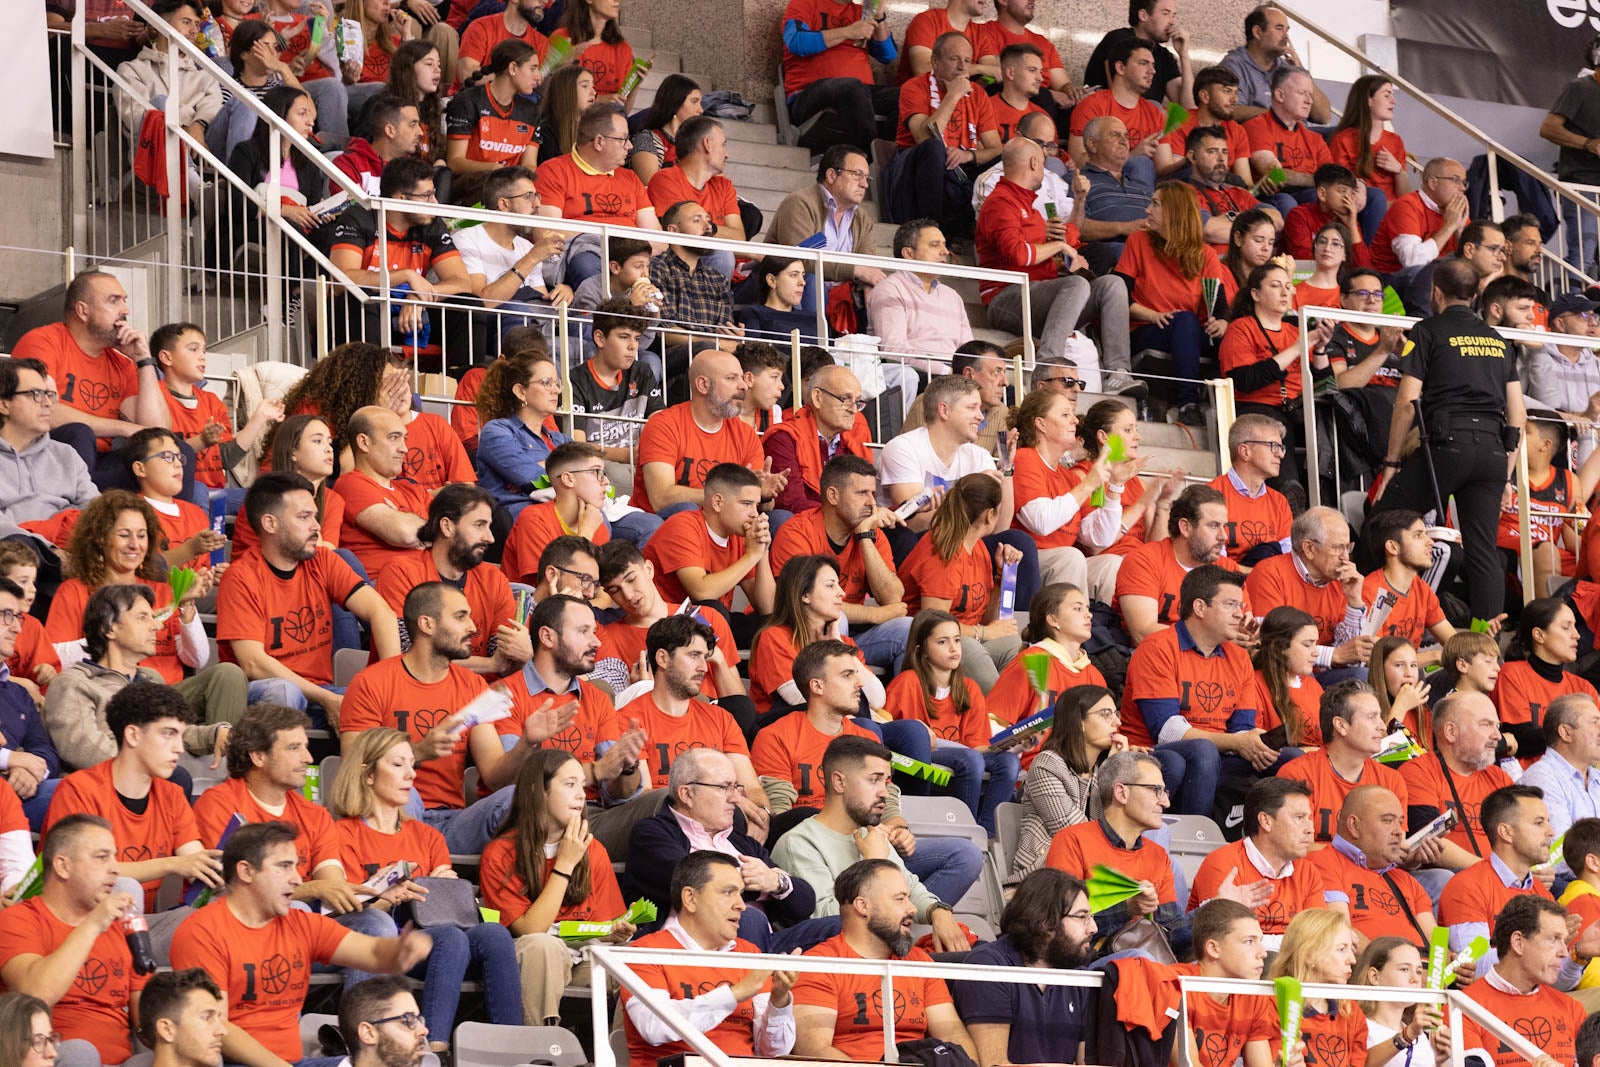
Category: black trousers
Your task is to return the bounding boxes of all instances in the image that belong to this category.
[1372,417,1508,623]
[787,77,901,153]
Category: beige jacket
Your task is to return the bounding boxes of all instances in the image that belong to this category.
[766,183,877,283]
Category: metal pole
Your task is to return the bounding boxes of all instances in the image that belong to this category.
[69,7,87,254]
[590,949,612,1067]
[1299,315,1319,509]
[1487,150,1503,223]
[265,127,283,360]
[377,202,392,350]
[814,249,828,344]
[1516,440,1535,605]
[881,965,898,1062]
[561,302,574,436]
[162,42,183,325]
[791,328,803,413]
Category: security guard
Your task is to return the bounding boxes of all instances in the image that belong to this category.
[1373,257,1525,629]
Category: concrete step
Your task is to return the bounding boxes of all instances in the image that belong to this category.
[639,59,686,87]
[723,119,783,145]
[620,25,652,49]
[1144,443,1218,479]
[723,159,813,192]
[631,82,775,126]
[726,139,811,170]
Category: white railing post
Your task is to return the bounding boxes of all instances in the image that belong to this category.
[377,202,393,350]
[265,127,284,359]
[590,949,613,1067]
[1516,435,1535,604]
[69,5,87,254]
[1300,312,1319,509]
[162,41,184,325]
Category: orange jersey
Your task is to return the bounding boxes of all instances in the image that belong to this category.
[1185,969,1278,1067]
[0,896,150,1062]
[496,674,619,801]
[616,690,749,782]
[1498,466,1580,551]
[624,929,772,1063]
[1397,754,1514,858]
[1113,231,1231,318]
[751,712,879,810]
[1280,749,1409,842]
[792,934,954,1059]
[193,777,342,880]
[45,577,185,684]
[1242,111,1332,178]
[896,7,986,81]
[1305,844,1433,943]
[989,93,1047,141]
[334,816,451,883]
[1242,552,1348,645]
[535,153,651,224]
[1013,447,1088,550]
[1220,314,1302,406]
[900,536,994,626]
[11,322,139,449]
[1046,820,1176,903]
[599,609,735,700]
[330,470,432,582]
[896,73,999,149]
[643,510,750,609]
[1279,1004,1367,1067]
[163,385,234,488]
[453,365,488,451]
[401,410,473,491]
[339,657,489,810]
[1328,127,1407,200]
[375,552,516,663]
[460,13,548,70]
[883,671,990,747]
[1251,669,1324,748]
[1361,570,1445,647]
[169,903,350,1063]
[44,761,200,910]
[479,832,625,926]
[1437,856,1554,929]
[646,165,739,222]
[1069,88,1165,143]
[149,497,212,567]
[1458,970,1586,1067]
[216,546,366,686]
[1161,116,1251,166]
[769,507,894,607]
[1492,660,1599,730]
[1208,473,1292,558]
[1115,538,1245,630]
[988,646,1106,770]
[6,613,60,684]
[1121,623,1257,748]
[500,500,612,584]
[632,403,763,515]
[1187,838,1327,933]
[231,487,344,557]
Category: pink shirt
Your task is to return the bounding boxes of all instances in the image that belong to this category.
[865,269,974,371]
[668,804,738,857]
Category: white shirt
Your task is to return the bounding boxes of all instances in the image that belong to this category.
[449,224,563,293]
[1388,190,1445,270]
[875,426,997,505]
[973,162,1076,221]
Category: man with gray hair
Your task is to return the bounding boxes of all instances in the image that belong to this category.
[1208,413,1293,564]
[975,133,1136,393]
[1519,692,1600,876]
[763,364,876,515]
[1077,115,1157,275]
[1243,506,1372,672]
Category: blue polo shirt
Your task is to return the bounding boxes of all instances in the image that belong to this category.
[1083,163,1154,224]
[951,935,1091,1062]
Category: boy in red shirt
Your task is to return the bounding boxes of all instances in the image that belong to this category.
[154,322,284,491]
[127,427,225,575]
[1361,509,1453,663]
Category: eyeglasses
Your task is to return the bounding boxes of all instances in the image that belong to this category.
[505,190,539,204]
[1433,174,1467,186]
[142,450,183,465]
[837,167,870,181]
[395,189,438,202]
[528,377,560,390]
[595,133,631,145]
[1308,538,1352,556]
[0,609,23,630]
[27,1033,62,1053]
[555,566,599,594]
[1312,236,1345,249]
[370,1012,427,1031]
[7,388,57,404]
[568,467,610,482]
[1125,782,1170,799]
[1037,375,1086,389]
[1244,439,1286,456]
[817,386,867,411]
[1347,288,1384,300]
[1476,243,1507,256]
[1065,910,1095,923]
[689,781,748,797]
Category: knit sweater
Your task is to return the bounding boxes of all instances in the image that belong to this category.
[43,660,225,771]
[771,814,945,921]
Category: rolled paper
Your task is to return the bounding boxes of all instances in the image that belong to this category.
[1442,937,1488,987]
[7,856,44,903]
[450,684,515,737]
[997,561,1020,620]
[1023,651,1051,701]
[1275,975,1303,1067]
[539,36,574,76]
[990,711,1053,750]
[1426,924,1451,988]
[618,56,653,97]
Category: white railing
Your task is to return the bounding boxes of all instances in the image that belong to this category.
[588,943,1548,1067]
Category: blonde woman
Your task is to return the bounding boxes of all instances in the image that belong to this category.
[1268,910,1365,1067]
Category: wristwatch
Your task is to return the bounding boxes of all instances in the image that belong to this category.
[136,358,158,370]
[853,531,877,543]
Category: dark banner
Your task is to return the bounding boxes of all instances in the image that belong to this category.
[1389,0,1596,109]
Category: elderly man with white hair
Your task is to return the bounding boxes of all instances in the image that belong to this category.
[1243,506,1373,674]
[975,134,1136,394]
[624,747,839,953]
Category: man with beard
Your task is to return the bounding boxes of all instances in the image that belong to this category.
[648,117,748,282]
[334,976,431,1067]
[773,735,971,952]
[651,202,743,361]
[1067,39,1166,176]
[333,94,424,196]
[770,456,909,670]
[633,350,782,517]
[142,968,230,1067]
[1185,125,1282,248]
[624,850,799,1062]
[452,165,572,326]
[952,869,1096,1066]
[1114,484,1242,643]
[1176,900,1278,1067]
[340,582,534,855]
[792,858,977,1058]
[1220,6,1330,123]
[1500,212,1552,326]
[458,0,548,85]
[376,484,529,678]
[1281,682,1413,846]
[1085,0,1193,107]
[1157,66,1251,182]
[1361,510,1454,664]
[1399,692,1517,873]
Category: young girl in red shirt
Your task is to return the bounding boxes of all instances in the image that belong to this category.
[884,610,1021,833]
[1252,606,1325,749]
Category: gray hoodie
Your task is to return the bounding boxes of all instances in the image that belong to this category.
[0,431,99,545]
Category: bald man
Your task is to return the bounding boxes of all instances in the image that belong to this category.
[1371,157,1470,275]
[763,365,875,515]
[1306,785,1440,948]
[330,405,431,581]
[976,135,1136,392]
[1242,506,1372,672]
[634,350,788,517]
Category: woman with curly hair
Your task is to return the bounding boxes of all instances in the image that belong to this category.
[270,342,399,459]
[1251,606,1324,749]
[473,351,571,516]
[480,748,632,1025]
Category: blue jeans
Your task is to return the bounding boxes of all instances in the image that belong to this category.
[326,906,395,986]
[929,744,1021,835]
[1152,738,1303,818]
[905,836,984,907]
[611,510,663,550]
[854,614,913,671]
[1567,194,1599,277]
[1133,313,1206,406]
[418,784,516,854]
[332,548,370,656]
[21,777,60,834]
[246,680,345,733]
[412,921,523,1042]
[738,909,841,953]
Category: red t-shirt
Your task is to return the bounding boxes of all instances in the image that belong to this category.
[46,577,184,684]
[1161,117,1251,168]
[330,469,431,582]
[170,903,350,1063]
[616,690,750,782]
[375,552,516,663]
[900,536,994,626]
[1242,111,1332,177]
[1305,844,1433,943]
[5,613,60,686]
[769,508,893,607]
[884,670,990,748]
[45,761,200,909]
[1281,1004,1368,1067]
[1371,191,1459,274]
[632,403,763,514]
[1459,972,1586,1067]
[1242,552,1347,645]
[150,497,212,569]
[547,31,635,95]
[1497,466,1580,551]
[973,20,1062,70]
[1069,88,1165,145]
[193,777,343,881]
[896,74,999,150]
[599,609,736,700]
[339,657,490,810]
[989,93,1047,141]
[643,509,750,609]
[335,816,451,883]
[536,154,652,225]
[1220,315,1302,406]
[1360,570,1445,647]
[461,14,548,70]
[216,546,365,687]
[792,934,955,1058]
[1209,473,1292,558]
[1397,754,1515,858]
[624,929,772,1063]
[896,8,986,82]
[646,165,739,223]
[1046,820,1176,903]
[500,500,612,585]
[266,12,333,80]
[1188,838,1327,933]
[1121,623,1257,747]
[1252,670,1325,748]
[1185,967,1278,1067]
[164,385,235,488]
[0,896,151,1063]
[1328,127,1407,200]
[479,833,625,925]
[11,322,139,450]
[1013,447,1087,550]
[780,0,875,95]
[1278,747,1408,842]
[748,625,863,712]
[231,487,344,558]
[751,712,879,809]
[1437,855,1554,929]
[1114,538,1246,630]
[1491,660,1599,731]
[496,675,619,801]
[400,410,473,492]
[1114,230,1232,316]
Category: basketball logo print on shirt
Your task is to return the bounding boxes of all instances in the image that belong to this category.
[552,720,587,756]
[259,953,293,996]
[277,606,317,647]
[580,54,612,90]
[74,377,113,414]
[592,192,626,217]
[77,957,110,996]
[404,446,427,481]
[873,987,909,1023]
[1305,1032,1347,1067]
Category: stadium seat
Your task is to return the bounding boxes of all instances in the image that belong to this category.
[334,648,370,689]
[993,801,1023,884]
[898,795,1007,924]
[455,1022,588,1067]
[1161,813,1226,884]
[318,755,341,812]
[300,1013,340,1059]
[609,1026,630,1067]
